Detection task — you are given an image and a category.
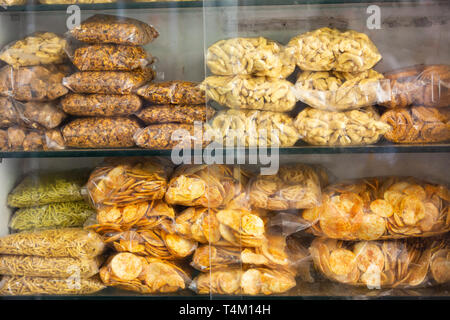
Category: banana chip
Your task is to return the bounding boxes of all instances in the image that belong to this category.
[304,177,449,240]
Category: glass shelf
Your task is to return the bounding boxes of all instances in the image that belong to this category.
[0,0,443,13]
[0,143,449,158]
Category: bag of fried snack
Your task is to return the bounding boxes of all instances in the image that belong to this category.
[61,93,142,117]
[0,255,101,278]
[293,70,390,111]
[174,201,268,248]
[99,253,191,293]
[0,275,105,295]
[136,105,215,125]
[286,27,382,72]
[249,164,327,211]
[381,107,450,144]
[0,64,69,101]
[137,81,205,105]
[191,266,296,296]
[8,170,88,208]
[302,177,450,241]
[97,229,197,260]
[0,32,67,69]
[206,37,295,79]
[165,164,245,208]
[86,157,173,208]
[310,237,450,288]
[89,200,175,233]
[295,106,391,146]
[69,14,159,46]
[62,68,155,95]
[381,64,450,109]
[205,109,299,147]
[0,228,104,259]
[201,75,297,112]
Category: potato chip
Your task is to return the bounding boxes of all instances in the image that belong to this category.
[358,214,386,240]
[370,199,394,218]
[110,252,143,281]
[329,249,356,275]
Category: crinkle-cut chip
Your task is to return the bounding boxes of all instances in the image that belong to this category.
[358,214,386,240]
[241,269,262,295]
[399,196,425,226]
[430,249,450,284]
[302,206,321,222]
[164,233,197,258]
[329,249,356,275]
[353,242,385,273]
[110,252,143,281]
[241,213,265,237]
[419,202,439,232]
[403,185,427,201]
[216,209,241,232]
[370,199,394,218]
[201,213,221,243]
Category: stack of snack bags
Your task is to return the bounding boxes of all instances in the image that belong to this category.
[380,64,450,144]
[134,81,213,149]
[165,164,312,296]
[61,14,158,149]
[0,170,105,295]
[201,37,299,148]
[300,176,450,288]
[0,32,69,151]
[288,27,392,146]
[87,157,196,293]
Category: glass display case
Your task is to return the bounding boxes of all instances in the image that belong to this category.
[0,0,448,299]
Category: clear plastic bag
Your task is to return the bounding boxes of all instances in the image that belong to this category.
[61,94,142,117]
[0,275,105,295]
[0,97,20,128]
[294,70,390,111]
[381,64,450,109]
[0,127,65,151]
[137,81,205,105]
[206,37,295,78]
[9,201,94,232]
[134,123,202,150]
[286,27,382,72]
[71,44,152,71]
[88,200,175,232]
[205,109,299,147]
[295,106,391,146]
[249,164,325,211]
[62,117,141,148]
[381,107,450,143]
[62,68,154,95]
[0,32,67,69]
[136,105,215,124]
[165,164,245,208]
[86,157,172,208]
[191,267,296,295]
[0,255,101,278]
[302,177,450,240]
[0,64,69,101]
[201,75,297,112]
[69,14,159,46]
[7,170,87,208]
[97,229,197,260]
[0,228,105,259]
[99,253,191,293]
[310,237,450,288]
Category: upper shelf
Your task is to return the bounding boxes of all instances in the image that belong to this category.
[0,144,449,158]
[0,0,444,13]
